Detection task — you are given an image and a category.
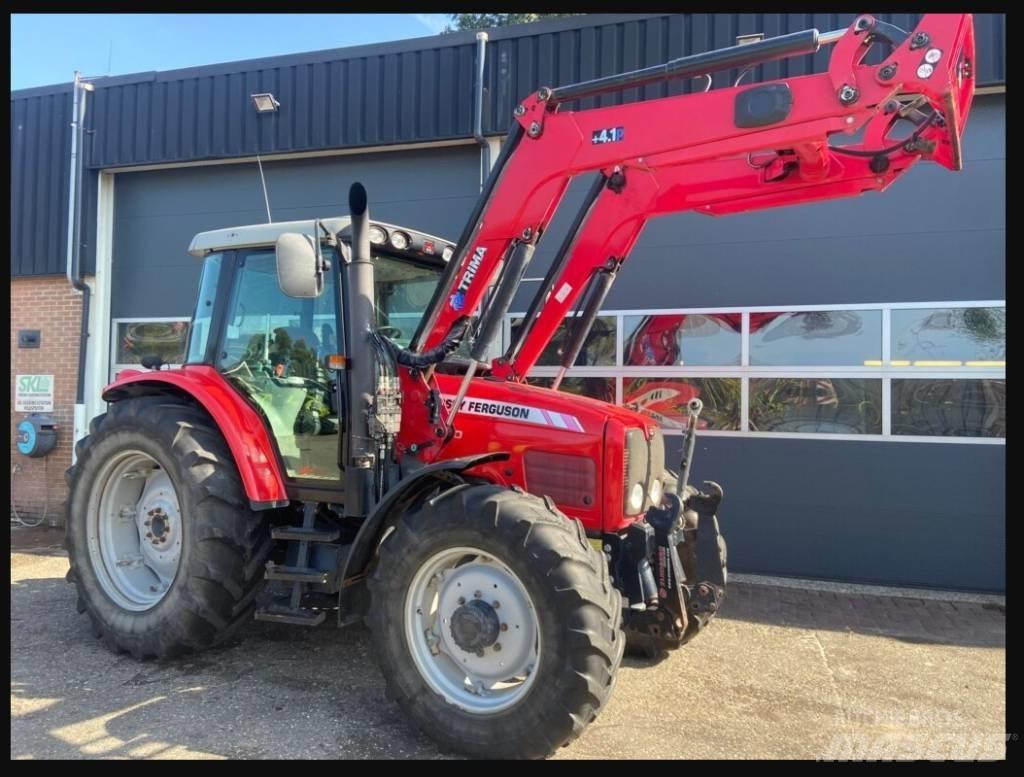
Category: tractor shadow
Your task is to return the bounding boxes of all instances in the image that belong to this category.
[620,580,1004,670]
[713,581,1005,650]
[11,555,455,760]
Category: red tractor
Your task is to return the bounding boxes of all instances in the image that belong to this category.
[65,15,975,758]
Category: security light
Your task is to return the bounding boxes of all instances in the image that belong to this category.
[251,93,280,113]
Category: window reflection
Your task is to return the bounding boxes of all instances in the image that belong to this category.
[511,315,616,367]
[892,379,1005,438]
[750,378,882,434]
[117,321,190,366]
[749,310,881,366]
[623,313,741,366]
[623,377,740,431]
[527,376,616,404]
[891,307,1006,366]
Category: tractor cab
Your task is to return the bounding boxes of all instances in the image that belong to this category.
[185,218,451,485]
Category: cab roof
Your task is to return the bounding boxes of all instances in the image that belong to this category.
[187,216,453,260]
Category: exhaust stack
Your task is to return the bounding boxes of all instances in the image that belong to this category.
[344,182,378,516]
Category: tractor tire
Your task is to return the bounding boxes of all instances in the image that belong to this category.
[65,396,273,659]
[366,484,624,759]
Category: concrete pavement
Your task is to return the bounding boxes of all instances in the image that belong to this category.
[10,532,1006,760]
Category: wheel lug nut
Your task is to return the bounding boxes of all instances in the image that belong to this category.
[146,533,153,538]
[492,601,500,609]
[474,590,482,598]
[500,623,508,632]
[457,597,465,605]
[476,649,485,658]
[493,643,502,651]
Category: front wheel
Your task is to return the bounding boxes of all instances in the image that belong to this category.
[366,485,624,759]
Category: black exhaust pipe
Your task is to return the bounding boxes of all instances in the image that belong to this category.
[344,182,377,516]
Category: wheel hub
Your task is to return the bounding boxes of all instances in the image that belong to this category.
[405,546,541,714]
[88,451,183,611]
[450,599,501,652]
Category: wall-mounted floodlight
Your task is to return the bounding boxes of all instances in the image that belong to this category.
[251,93,280,113]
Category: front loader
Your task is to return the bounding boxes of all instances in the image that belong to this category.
[65,14,975,758]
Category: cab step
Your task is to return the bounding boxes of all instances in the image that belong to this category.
[271,526,341,543]
[264,563,329,584]
[254,604,327,627]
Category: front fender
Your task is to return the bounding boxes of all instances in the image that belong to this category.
[102,366,289,509]
[340,452,511,586]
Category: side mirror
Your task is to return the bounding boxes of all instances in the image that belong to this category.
[275,232,324,298]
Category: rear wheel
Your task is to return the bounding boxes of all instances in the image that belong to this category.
[65,397,273,659]
[366,484,624,759]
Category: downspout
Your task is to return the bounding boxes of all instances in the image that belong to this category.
[473,31,491,189]
[66,71,94,415]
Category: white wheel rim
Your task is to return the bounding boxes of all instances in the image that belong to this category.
[404,546,540,715]
[86,450,183,611]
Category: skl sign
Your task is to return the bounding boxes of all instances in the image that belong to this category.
[16,374,55,412]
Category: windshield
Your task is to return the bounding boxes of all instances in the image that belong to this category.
[374,254,441,348]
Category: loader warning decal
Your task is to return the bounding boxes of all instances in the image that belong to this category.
[442,395,585,433]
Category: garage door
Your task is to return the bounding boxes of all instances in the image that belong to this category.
[110,143,481,322]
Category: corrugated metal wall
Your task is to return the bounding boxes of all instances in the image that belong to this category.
[483,13,1006,126]
[10,90,72,276]
[10,13,1006,277]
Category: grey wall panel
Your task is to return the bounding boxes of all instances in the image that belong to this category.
[667,435,1005,591]
[111,145,480,319]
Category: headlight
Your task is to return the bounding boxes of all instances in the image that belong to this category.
[368,225,387,245]
[628,483,645,514]
[649,478,663,507]
[390,231,410,250]
[442,246,454,262]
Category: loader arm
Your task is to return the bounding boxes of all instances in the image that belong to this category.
[410,13,974,392]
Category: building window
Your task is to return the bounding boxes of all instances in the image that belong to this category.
[526,376,616,403]
[748,309,882,366]
[511,315,616,366]
[624,377,741,431]
[892,379,1006,438]
[750,377,882,435]
[507,300,1004,443]
[891,306,1006,366]
[623,313,741,366]
[111,318,191,379]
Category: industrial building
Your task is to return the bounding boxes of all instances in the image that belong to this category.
[10,13,1005,590]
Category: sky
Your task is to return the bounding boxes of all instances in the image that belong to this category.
[10,13,454,91]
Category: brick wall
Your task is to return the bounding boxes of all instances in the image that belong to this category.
[10,276,83,525]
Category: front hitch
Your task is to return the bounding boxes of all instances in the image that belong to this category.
[612,399,728,651]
